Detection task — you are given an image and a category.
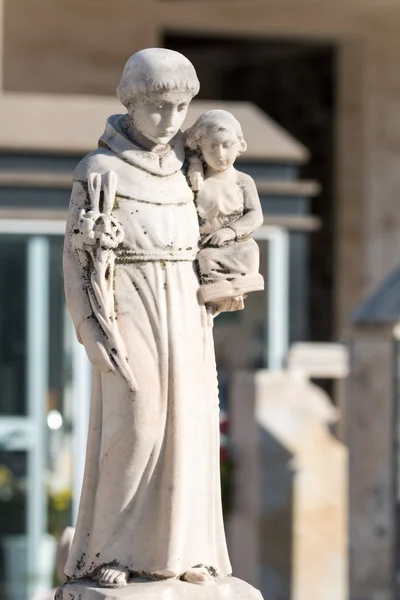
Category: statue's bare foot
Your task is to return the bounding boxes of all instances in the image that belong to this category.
[181,566,215,585]
[99,566,129,588]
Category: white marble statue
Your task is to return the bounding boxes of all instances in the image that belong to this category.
[59,48,263,600]
[186,110,264,305]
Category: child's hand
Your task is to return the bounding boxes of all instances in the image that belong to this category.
[204,227,236,247]
[190,170,203,191]
[187,155,204,191]
[78,319,115,373]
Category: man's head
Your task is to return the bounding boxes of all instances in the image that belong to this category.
[117,48,199,146]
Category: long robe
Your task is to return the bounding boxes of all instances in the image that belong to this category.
[63,114,232,580]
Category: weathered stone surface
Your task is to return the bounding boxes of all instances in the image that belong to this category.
[63,48,264,591]
[56,577,263,600]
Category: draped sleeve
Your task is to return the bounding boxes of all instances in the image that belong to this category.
[63,180,93,343]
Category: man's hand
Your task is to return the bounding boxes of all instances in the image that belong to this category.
[205,228,236,247]
[78,319,115,373]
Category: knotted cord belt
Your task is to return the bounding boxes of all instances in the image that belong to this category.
[115,248,198,264]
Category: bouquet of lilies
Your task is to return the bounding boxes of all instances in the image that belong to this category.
[73,171,138,392]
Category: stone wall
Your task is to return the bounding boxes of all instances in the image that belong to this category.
[0,1,375,97]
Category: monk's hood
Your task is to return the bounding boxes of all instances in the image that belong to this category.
[98,114,185,178]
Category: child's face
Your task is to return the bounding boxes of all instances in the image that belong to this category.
[200,129,241,171]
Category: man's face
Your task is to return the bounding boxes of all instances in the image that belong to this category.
[128,89,192,145]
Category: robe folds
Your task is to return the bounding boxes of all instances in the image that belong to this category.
[63,114,232,580]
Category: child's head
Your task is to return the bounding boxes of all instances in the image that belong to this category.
[186,110,247,171]
[117,48,200,145]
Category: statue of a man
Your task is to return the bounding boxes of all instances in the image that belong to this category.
[61,48,263,600]
[63,48,231,588]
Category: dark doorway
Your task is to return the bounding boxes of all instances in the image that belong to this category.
[164,33,336,347]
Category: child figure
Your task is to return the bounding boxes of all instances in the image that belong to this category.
[185,109,264,304]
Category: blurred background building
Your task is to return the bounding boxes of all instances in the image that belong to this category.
[0,0,400,599]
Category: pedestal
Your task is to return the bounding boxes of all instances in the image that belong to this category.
[56,577,263,600]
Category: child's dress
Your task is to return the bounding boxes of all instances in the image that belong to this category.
[196,168,264,303]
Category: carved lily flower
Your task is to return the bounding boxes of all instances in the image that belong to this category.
[72,171,137,392]
[73,196,124,251]
[94,214,124,249]
[72,209,100,249]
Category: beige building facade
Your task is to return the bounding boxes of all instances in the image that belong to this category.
[1,0,400,334]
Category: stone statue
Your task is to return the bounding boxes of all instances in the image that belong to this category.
[58,48,263,600]
[186,109,264,306]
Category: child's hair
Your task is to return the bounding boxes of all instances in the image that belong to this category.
[185,110,247,156]
[117,48,200,108]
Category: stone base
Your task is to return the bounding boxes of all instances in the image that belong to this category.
[56,577,263,600]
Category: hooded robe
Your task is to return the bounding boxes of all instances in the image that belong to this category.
[63,114,231,580]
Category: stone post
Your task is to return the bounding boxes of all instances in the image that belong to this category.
[229,365,348,600]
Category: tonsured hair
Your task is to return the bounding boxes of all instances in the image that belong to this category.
[185,110,247,155]
[117,48,200,108]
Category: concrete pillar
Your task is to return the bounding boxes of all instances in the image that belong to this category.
[335,39,366,333]
[347,326,397,600]
[362,36,400,294]
[228,370,348,600]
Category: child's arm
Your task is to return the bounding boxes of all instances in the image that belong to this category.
[229,173,264,239]
[187,154,204,191]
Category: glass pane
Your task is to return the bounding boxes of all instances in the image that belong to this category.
[214,239,268,375]
[49,237,67,414]
[0,233,74,600]
[0,451,28,600]
[0,237,27,416]
[214,242,268,516]
[48,237,73,540]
